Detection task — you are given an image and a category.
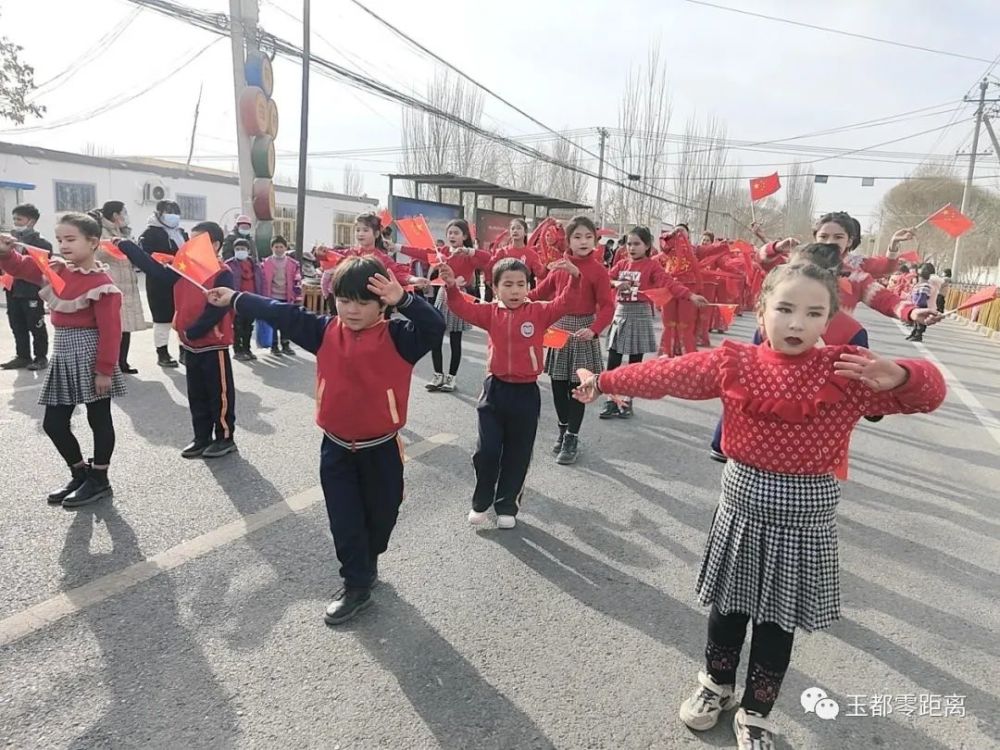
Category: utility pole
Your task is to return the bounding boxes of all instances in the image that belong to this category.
[702,180,714,233]
[952,78,989,278]
[185,83,204,172]
[229,0,259,218]
[594,127,608,227]
[294,0,310,262]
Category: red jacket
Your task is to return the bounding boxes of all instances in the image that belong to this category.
[488,245,546,281]
[446,277,579,383]
[436,245,491,283]
[609,256,692,304]
[530,251,615,334]
[175,268,235,351]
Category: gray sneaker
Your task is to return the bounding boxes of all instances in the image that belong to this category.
[679,670,738,731]
[732,707,776,750]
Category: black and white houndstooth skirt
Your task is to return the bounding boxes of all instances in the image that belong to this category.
[607,301,657,355]
[544,313,604,384]
[435,286,471,333]
[39,327,127,407]
[696,460,841,633]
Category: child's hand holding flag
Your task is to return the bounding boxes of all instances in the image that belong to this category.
[205,287,236,307]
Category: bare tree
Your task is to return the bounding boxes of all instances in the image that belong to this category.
[342,163,363,197]
[780,162,815,239]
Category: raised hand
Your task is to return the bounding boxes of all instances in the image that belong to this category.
[436,263,457,287]
[890,228,915,247]
[549,258,580,277]
[776,237,800,254]
[367,271,405,305]
[0,234,16,256]
[833,348,908,391]
[205,287,236,307]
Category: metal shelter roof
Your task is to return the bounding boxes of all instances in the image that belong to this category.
[386,173,590,211]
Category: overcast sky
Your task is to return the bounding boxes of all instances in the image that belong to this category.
[3,0,999,233]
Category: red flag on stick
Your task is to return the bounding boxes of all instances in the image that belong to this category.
[99,240,127,261]
[318,251,345,271]
[898,250,921,264]
[749,172,781,202]
[714,303,738,327]
[25,246,65,294]
[0,273,12,291]
[924,204,974,238]
[377,208,394,228]
[171,233,222,288]
[543,328,571,349]
[641,287,673,307]
[396,216,435,251]
[151,252,175,265]
[949,285,997,314]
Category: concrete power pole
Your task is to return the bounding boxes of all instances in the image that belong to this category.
[594,127,608,227]
[295,0,311,262]
[952,78,989,278]
[229,0,260,218]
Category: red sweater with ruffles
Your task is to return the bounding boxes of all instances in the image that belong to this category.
[529,251,615,335]
[0,252,122,375]
[597,341,946,475]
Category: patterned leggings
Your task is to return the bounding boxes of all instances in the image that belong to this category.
[705,605,795,716]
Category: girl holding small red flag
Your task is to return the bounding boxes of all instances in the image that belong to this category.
[601,226,706,419]
[425,218,491,394]
[574,261,946,750]
[0,213,125,508]
[529,215,614,464]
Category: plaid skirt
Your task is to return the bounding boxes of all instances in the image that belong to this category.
[696,460,841,633]
[435,286,471,333]
[544,313,604,383]
[607,301,657,355]
[39,327,127,407]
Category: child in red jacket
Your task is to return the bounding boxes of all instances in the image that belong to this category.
[206,256,445,624]
[440,256,579,528]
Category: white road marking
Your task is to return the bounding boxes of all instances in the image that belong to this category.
[0,432,457,648]
[897,321,1000,449]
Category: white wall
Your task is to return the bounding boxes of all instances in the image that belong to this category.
[0,149,374,247]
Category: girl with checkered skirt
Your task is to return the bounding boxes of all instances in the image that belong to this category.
[575,262,945,749]
[601,226,708,420]
[0,213,126,509]
[529,216,614,465]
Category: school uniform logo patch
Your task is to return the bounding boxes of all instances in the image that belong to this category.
[520,322,535,337]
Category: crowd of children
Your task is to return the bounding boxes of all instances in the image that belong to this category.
[1,204,952,750]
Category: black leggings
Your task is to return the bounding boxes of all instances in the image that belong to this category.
[431,331,463,376]
[606,350,644,370]
[42,399,116,467]
[551,379,586,434]
[705,606,794,717]
[119,332,131,367]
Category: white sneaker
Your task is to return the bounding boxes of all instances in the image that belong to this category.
[496,515,516,529]
[425,373,445,391]
[679,670,738,731]
[732,708,776,750]
[440,374,456,392]
[468,509,489,525]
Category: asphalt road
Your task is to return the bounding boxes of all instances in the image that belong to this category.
[0,301,997,750]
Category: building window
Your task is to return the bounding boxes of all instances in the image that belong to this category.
[54,181,97,212]
[334,212,355,246]
[273,205,296,244]
[176,194,207,222]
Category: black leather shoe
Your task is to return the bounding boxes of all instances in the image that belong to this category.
[324,587,373,625]
[181,439,212,458]
[202,438,237,458]
[119,363,139,374]
[552,425,568,456]
[48,465,88,504]
[62,471,113,508]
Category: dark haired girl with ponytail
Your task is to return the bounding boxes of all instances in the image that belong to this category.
[0,213,125,508]
[425,218,490,393]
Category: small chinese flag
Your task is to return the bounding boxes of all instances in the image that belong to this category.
[25,246,66,294]
[543,328,571,349]
[0,273,12,291]
[749,172,781,202]
[151,252,175,265]
[319,251,345,271]
[99,240,127,261]
[377,208,394,228]
[898,250,921,264]
[396,216,435,251]
[927,204,974,238]
[172,233,222,286]
[950,285,997,313]
[641,287,673,307]
[715,303,738,327]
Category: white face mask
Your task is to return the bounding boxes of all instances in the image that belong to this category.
[161,213,181,228]
[234,249,250,261]
[237,226,251,236]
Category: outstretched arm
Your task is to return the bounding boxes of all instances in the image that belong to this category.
[207,288,331,355]
[118,239,176,284]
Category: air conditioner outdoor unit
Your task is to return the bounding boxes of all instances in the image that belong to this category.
[142,180,170,204]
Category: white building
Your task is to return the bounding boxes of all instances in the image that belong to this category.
[0,141,377,248]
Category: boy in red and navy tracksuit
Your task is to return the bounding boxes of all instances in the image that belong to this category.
[208,256,445,624]
[120,221,238,459]
[440,257,579,528]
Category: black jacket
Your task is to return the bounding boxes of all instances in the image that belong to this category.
[138,224,188,323]
[7,230,52,299]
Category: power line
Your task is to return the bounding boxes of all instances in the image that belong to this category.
[684,0,997,65]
